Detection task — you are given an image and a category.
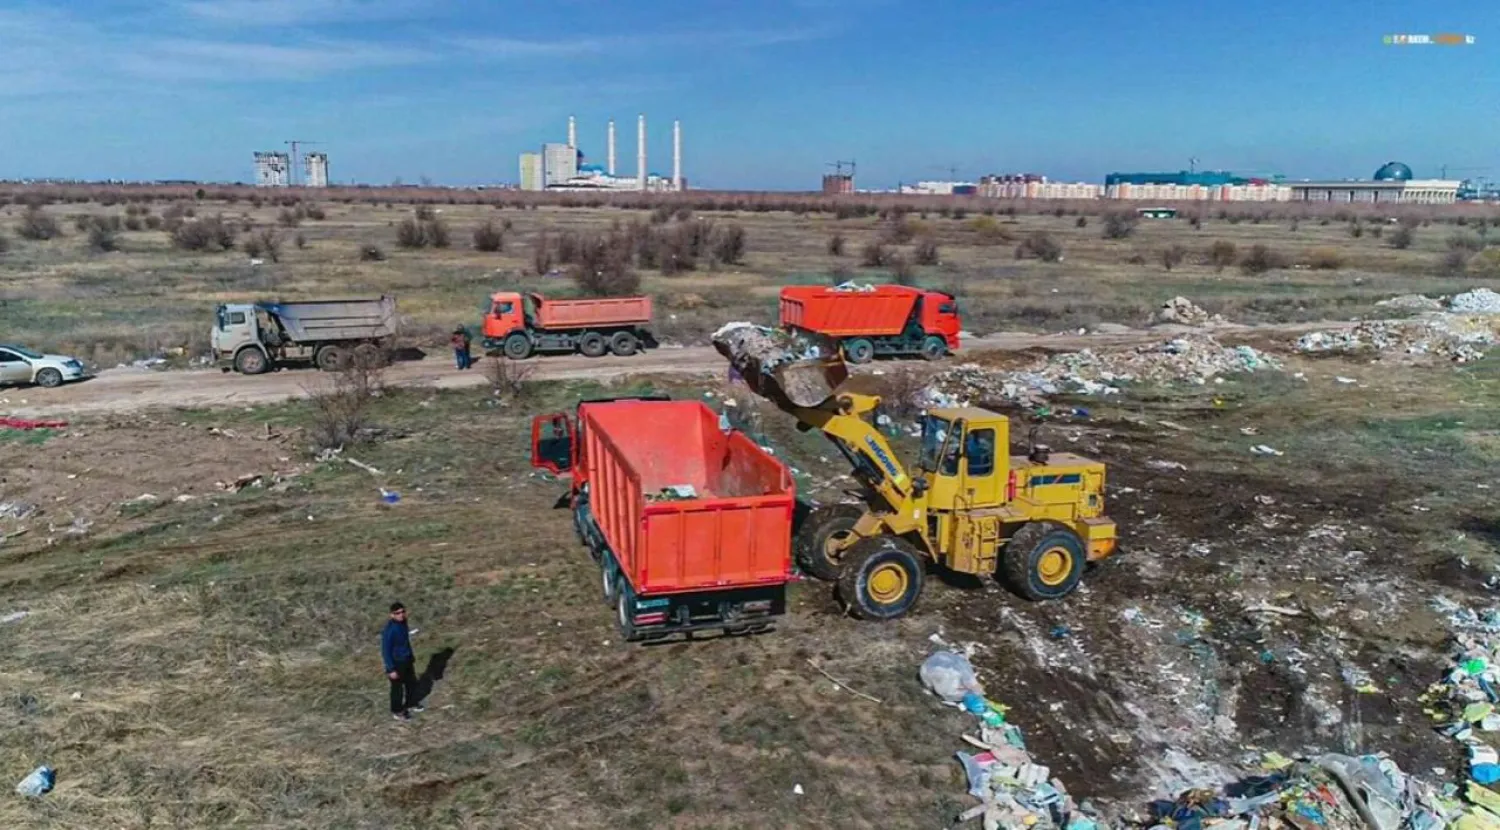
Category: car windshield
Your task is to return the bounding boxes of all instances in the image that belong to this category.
[0,344,43,359]
[917,415,952,471]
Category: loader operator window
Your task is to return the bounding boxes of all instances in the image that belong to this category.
[965,429,995,476]
[918,415,952,473]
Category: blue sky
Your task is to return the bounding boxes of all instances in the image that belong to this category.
[0,0,1492,189]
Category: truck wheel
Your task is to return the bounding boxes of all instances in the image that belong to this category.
[354,343,388,369]
[609,331,638,356]
[503,333,533,360]
[34,368,63,388]
[920,336,948,361]
[1000,522,1085,601]
[601,553,617,602]
[615,577,642,642]
[579,332,608,358]
[234,348,269,375]
[837,537,925,621]
[844,338,875,364]
[794,503,865,581]
[316,345,350,372]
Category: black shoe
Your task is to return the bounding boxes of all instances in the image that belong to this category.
[393,711,411,722]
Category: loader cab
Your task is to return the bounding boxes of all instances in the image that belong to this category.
[212,303,260,360]
[483,291,530,340]
[917,408,1010,510]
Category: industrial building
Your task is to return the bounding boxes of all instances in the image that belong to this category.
[980,175,1103,199]
[822,173,854,194]
[1105,182,1291,201]
[303,152,329,188]
[253,152,290,187]
[1287,162,1461,204]
[518,115,684,192]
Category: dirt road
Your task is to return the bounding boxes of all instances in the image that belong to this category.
[0,320,1348,418]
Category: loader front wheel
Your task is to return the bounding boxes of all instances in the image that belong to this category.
[1000,522,1085,601]
[793,503,865,581]
[837,537,924,621]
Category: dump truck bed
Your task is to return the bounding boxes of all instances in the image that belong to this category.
[579,400,794,595]
[262,297,397,342]
[780,285,921,337]
[534,295,651,330]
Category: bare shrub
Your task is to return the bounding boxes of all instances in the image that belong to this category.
[1348,222,1364,239]
[484,357,536,402]
[472,220,504,252]
[359,244,386,262]
[414,204,436,221]
[712,223,746,264]
[571,232,640,296]
[18,208,61,240]
[123,215,143,231]
[424,218,450,248]
[242,234,264,259]
[1160,244,1186,271]
[532,233,555,275]
[144,215,163,230]
[1303,247,1343,270]
[1206,240,1237,271]
[914,236,940,265]
[278,208,301,227]
[861,240,891,267]
[1238,244,1288,274]
[650,205,673,224]
[1389,226,1414,249]
[87,222,118,252]
[889,253,916,285]
[171,215,235,251]
[1075,216,1088,228]
[828,233,846,256]
[304,204,326,221]
[875,367,933,421]
[306,363,384,450]
[1014,231,1062,262]
[1102,212,1137,240]
[295,232,307,249]
[395,217,424,248]
[880,217,919,245]
[0,231,9,253]
[968,215,1012,245]
[255,228,282,262]
[1189,214,1202,230]
[1441,249,1472,275]
[1447,232,1484,252]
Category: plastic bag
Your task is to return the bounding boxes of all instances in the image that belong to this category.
[15,766,54,798]
[920,651,983,702]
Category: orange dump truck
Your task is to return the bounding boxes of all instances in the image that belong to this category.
[779,284,961,363]
[482,291,655,359]
[531,397,796,641]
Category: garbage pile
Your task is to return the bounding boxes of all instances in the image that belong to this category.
[1142,752,1455,830]
[1152,297,1226,327]
[1424,598,1500,796]
[927,336,1279,407]
[1377,295,1446,313]
[1450,289,1500,315]
[1296,316,1499,363]
[831,280,878,293]
[923,651,1098,830]
[712,322,826,371]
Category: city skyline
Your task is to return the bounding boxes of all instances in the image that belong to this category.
[0,0,1492,189]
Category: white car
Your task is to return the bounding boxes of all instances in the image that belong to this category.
[0,343,88,388]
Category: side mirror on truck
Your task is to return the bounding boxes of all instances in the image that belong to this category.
[530,413,574,475]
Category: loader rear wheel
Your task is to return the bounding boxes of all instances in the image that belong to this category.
[609,331,638,356]
[793,503,865,581]
[579,332,608,358]
[316,345,350,372]
[1000,522,1085,601]
[844,338,875,364]
[503,333,533,360]
[920,336,947,361]
[837,537,924,621]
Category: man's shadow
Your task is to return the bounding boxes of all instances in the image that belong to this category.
[413,647,456,707]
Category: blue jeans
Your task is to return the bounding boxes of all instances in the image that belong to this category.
[454,348,471,369]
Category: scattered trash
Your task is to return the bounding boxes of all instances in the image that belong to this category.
[1335,376,1358,384]
[0,417,68,430]
[0,502,38,521]
[1377,294,1445,312]
[15,765,54,798]
[218,473,263,493]
[69,692,82,702]
[807,659,882,704]
[123,493,159,506]
[1146,459,1188,472]
[1297,313,1500,363]
[1251,445,1285,457]
[379,489,401,505]
[921,651,984,703]
[793,783,805,795]
[1450,288,1500,315]
[1152,296,1226,327]
[1,611,29,624]
[646,484,699,503]
[831,281,877,293]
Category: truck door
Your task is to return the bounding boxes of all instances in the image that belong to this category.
[484,293,526,340]
[922,292,963,347]
[530,413,574,475]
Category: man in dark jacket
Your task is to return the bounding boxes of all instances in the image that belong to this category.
[382,602,422,721]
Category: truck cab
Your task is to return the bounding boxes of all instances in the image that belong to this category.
[212,303,269,372]
[482,291,531,344]
[920,291,962,351]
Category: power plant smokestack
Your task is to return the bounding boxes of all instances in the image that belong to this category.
[672,120,682,192]
[567,115,576,150]
[607,119,616,176]
[637,114,647,192]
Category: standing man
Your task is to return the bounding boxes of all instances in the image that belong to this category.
[460,325,474,370]
[382,602,423,721]
[450,326,470,370]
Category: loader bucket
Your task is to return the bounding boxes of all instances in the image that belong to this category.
[713,324,849,409]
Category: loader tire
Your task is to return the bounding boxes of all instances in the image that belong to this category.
[1000,522,1085,601]
[844,338,875,364]
[793,503,865,581]
[837,537,924,621]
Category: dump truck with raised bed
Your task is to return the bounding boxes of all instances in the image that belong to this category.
[482,291,655,359]
[213,296,398,374]
[779,284,960,363]
[530,397,796,641]
[713,324,1116,620]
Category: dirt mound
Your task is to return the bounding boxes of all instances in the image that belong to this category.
[1151,296,1224,327]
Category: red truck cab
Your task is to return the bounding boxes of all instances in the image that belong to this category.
[531,397,796,642]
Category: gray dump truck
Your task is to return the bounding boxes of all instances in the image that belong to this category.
[212,296,399,374]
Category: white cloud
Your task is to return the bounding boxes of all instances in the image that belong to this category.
[455,26,833,60]
[179,0,430,26]
[126,38,434,80]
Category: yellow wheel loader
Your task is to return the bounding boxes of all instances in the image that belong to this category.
[714,326,1117,620]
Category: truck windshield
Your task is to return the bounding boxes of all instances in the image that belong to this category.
[918,415,954,472]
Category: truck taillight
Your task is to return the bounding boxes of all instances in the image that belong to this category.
[1006,470,1017,502]
[632,611,667,626]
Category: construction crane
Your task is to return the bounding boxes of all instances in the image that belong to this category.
[285,140,322,186]
[826,160,857,178]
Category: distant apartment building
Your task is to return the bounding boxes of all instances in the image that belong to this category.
[980,176,1103,199]
[822,173,854,195]
[542,143,579,187]
[303,152,329,188]
[519,153,543,191]
[1104,182,1292,201]
[253,151,290,187]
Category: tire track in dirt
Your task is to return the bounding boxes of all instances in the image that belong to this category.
[1,320,1352,419]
